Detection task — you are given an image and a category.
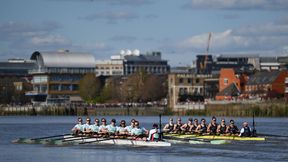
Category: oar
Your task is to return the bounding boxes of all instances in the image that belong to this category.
[159,114,163,140]
[252,111,257,137]
[164,135,229,145]
[12,133,72,144]
[78,136,114,145]
[257,133,288,138]
[48,135,93,146]
[41,134,86,144]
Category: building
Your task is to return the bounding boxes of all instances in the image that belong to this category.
[196,55,213,74]
[95,59,123,76]
[260,57,280,71]
[212,54,258,74]
[244,70,288,99]
[95,50,169,76]
[216,68,241,100]
[0,58,36,104]
[168,70,214,111]
[26,50,96,105]
[122,50,169,75]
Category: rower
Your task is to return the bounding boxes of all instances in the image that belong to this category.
[195,118,207,134]
[173,117,183,134]
[90,118,100,136]
[130,121,148,140]
[99,118,109,135]
[207,116,218,135]
[107,119,118,136]
[239,121,252,137]
[71,117,83,135]
[162,117,174,133]
[180,118,194,134]
[226,119,239,135]
[147,123,160,141]
[83,117,91,134]
[117,120,128,136]
[217,118,227,135]
[191,118,199,133]
[125,119,136,134]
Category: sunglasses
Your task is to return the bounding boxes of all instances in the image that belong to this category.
[102,121,106,122]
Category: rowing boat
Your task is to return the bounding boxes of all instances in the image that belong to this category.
[62,135,171,147]
[164,134,265,141]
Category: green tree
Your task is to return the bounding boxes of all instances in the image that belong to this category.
[79,73,102,103]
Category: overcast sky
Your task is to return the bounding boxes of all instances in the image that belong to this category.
[1,0,288,66]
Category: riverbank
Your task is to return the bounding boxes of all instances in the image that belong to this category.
[1,101,287,117]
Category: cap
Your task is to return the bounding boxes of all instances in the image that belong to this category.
[111,119,116,123]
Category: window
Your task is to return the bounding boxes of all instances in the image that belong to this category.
[187,78,192,84]
[179,78,184,84]
[224,78,228,85]
[195,78,200,84]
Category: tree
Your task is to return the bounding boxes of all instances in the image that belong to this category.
[79,73,102,103]
[142,75,167,102]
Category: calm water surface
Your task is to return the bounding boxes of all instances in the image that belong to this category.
[0,116,287,162]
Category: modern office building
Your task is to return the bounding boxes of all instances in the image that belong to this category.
[260,57,280,71]
[95,59,124,76]
[26,50,96,105]
[212,54,259,74]
[96,50,170,76]
[122,50,169,75]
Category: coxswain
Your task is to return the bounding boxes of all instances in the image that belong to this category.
[180,118,194,134]
[99,118,109,136]
[195,118,207,134]
[130,121,148,140]
[173,117,183,134]
[147,123,160,141]
[216,118,227,135]
[226,119,239,136]
[239,121,252,137]
[71,117,83,135]
[162,117,174,133]
[207,116,218,135]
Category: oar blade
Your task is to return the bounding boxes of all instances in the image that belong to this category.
[11,138,25,144]
[210,140,231,145]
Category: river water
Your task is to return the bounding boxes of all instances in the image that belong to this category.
[0,116,287,162]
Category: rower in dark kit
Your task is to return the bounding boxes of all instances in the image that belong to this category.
[207,116,218,135]
[226,119,240,136]
[163,117,175,133]
[180,118,194,134]
[217,118,227,135]
[195,118,207,134]
[173,117,183,134]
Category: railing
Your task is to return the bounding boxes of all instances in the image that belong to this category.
[174,103,205,110]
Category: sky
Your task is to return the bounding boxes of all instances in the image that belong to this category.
[0,0,288,66]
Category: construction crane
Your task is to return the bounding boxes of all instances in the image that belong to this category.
[200,32,212,73]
